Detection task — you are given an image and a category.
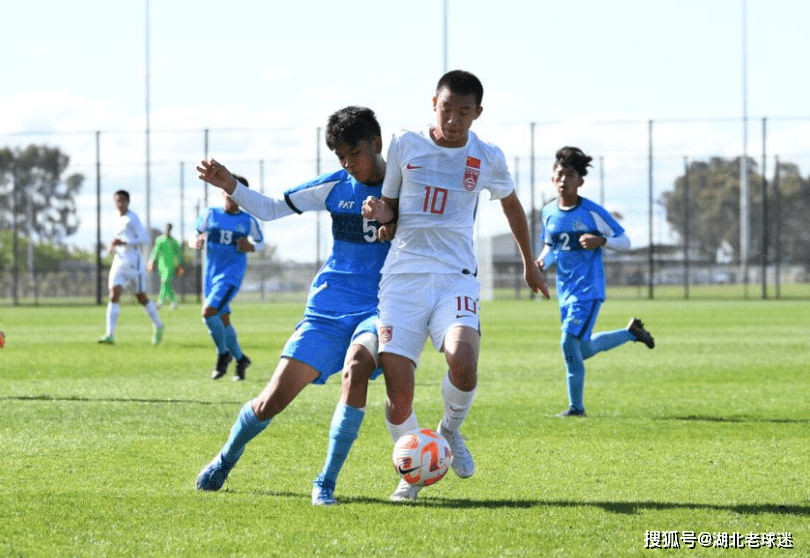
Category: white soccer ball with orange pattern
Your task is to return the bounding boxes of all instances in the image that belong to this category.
[392,428,453,487]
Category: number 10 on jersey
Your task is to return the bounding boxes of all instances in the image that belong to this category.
[423,186,448,215]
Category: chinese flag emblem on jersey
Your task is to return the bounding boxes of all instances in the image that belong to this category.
[463,157,481,191]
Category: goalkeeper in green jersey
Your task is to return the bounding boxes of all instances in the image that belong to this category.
[148,223,184,309]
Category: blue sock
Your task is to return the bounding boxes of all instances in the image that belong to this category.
[220,400,271,465]
[561,332,586,411]
[581,329,634,359]
[204,315,228,355]
[224,324,243,361]
[317,402,364,487]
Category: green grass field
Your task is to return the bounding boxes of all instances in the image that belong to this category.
[1,298,808,557]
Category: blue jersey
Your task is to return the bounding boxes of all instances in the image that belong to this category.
[196,208,264,293]
[541,196,624,305]
[284,169,389,318]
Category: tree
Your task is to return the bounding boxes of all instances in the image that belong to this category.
[0,145,84,244]
[0,230,96,273]
[660,157,810,265]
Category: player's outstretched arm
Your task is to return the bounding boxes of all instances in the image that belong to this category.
[197,159,237,194]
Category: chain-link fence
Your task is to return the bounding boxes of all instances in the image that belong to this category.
[2,115,808,305]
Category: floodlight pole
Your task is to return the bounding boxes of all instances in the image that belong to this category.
[761,117,767,299]
[144,0,152,292]
[683,157,690,300]
[599,156,604,207]
[443,0,448,73]
[647,120,654,300]
[529,122,536,301]
[96,131,102,305]
[316,127,322,269]
[740,0,750,295]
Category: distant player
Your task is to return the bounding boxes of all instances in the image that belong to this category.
[98,189,164,345]
[194,176,264,381]
[362,70,550,502]
[536,146,655,418]
[147,223,183,310]
[194,106,392,506]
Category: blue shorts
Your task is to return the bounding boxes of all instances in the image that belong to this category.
[205,282,238,315]
[560,300,602,340]
[282,310,383,385]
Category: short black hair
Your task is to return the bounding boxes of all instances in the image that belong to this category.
[232,174,249,188]
[554,146,593,177]
[114,189,130,202]
[325,106,382,151]
[436,70,484,107]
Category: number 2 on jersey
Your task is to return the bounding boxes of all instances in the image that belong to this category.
[423,186,448,215]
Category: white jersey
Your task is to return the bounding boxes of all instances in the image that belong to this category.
[112,209,148,269]
[381,128,514,275]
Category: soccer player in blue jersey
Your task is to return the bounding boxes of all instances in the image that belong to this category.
[194,106,391,506]
[194,176,265,381]
[536,146,655,417]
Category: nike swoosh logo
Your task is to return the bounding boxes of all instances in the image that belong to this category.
[406,164,421,169]
[398,466,420,474]
[456,314,474,319]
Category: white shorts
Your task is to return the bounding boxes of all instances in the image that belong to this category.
[108,259,147,293]
[377,272,480,366]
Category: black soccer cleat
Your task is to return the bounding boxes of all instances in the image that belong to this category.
[557,406,587,418]
[627,317,655,349]
[211,353,233,380]
[233,354,251,382]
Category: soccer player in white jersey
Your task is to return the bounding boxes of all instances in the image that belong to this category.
[536,146,655,418]
[98,190,164,345]
[195,107,394,506]
[363,70,550,502]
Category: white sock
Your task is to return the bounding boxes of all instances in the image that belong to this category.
[106,302,119,336]
[385,410,419,443]
[144,301,162,327]
[440,372,477,433]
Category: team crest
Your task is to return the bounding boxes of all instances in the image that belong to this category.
[379,325,393,344]
[463,156,481,191]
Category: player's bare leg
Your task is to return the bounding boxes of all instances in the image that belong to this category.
[439,325,479,478]
[381,352,423,501]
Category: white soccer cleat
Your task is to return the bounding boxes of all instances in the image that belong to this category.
[438,423,474,479]
[390,478,422,502]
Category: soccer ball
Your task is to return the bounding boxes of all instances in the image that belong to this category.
[392,428,453,487]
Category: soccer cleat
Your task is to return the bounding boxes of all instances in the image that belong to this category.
[390,478,422,502]
[196,454,236,491]
[170,302,179,311]
[438,422,474,479]
[97,334,115,345]
[152,324,164,346]
[311,476,337,506]
[211,353,233,380]
[627,317,655,349]
[233,355,251,382]
[557,406,587,417]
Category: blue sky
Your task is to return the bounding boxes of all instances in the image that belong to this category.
[2,0,808,261]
